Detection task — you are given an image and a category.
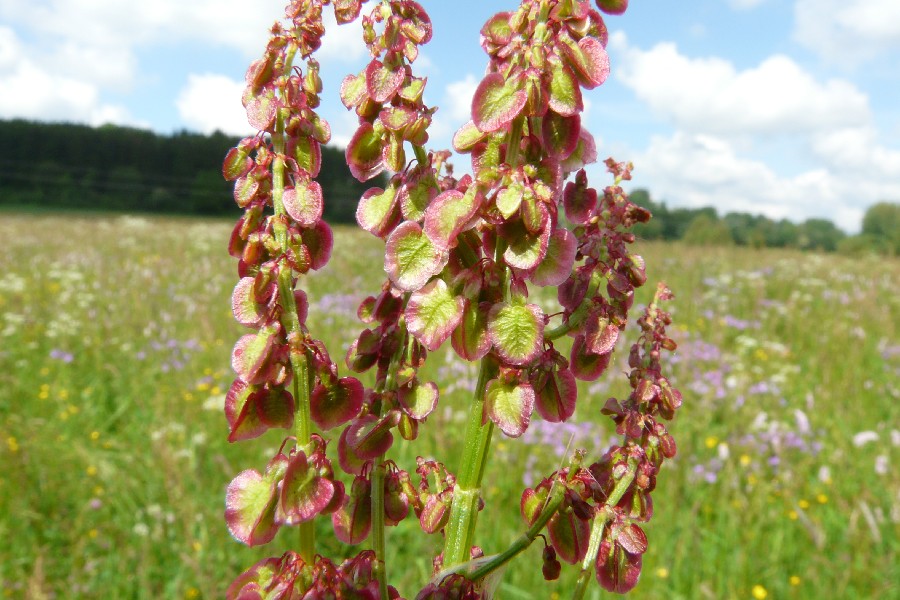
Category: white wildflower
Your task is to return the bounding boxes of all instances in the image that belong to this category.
[853,431,879,447]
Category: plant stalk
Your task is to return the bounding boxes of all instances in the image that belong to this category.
[441,355,497,568]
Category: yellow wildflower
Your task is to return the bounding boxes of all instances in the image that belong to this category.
[752,584,768,599]
[790,575,801,586]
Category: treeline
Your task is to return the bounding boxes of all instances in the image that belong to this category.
[629,190,900,256]
[0,119,379,222]
[2,120,896,255]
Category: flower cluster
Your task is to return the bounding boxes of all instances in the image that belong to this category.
[522,283,681,593]
[220,0,681,597]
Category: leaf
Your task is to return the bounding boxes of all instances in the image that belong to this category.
[563,170,597,224]
[278,450,335,525]
[423,186,480,250]
[548,511,591,564]
[570,334,612,381]
[302,220,333,271]
[419,494,450,534]
[596,539,643,594]
[332,478,372,544]
[231,277,266,327]
[617,523,648,555]
[542,112,581,160]
[340,73,367,109]
[406,278,465,351]
[398,167,436,221]
[344,414,394,460]
[225,468,280,546]
[384,221,446,292]
[563,37,610,90]
[560,129,598,173]
[231,325,278,385]
[496,184,524,219]
[379,105,416,131]
[366,59,405,103]
[451,300,491,361]
[310,376,365,430]
[345,121,384,182]
[531,228,577,287]
[452,120,487,153]
[397,380,439,420]
[356,182,401,238]
[472,72,527,133]
[547,59,583,117]
[223,147,252,181]
[282,178,323,227]
[484,379,535,438]
[534,367,578,423]
[585,314,619,355]
[243,88,277,131]
[488,302,544,366]
[292,135,321,178]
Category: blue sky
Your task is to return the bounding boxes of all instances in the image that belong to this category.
[1,0,899,231]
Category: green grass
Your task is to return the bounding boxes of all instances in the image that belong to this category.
[1,213,898,599]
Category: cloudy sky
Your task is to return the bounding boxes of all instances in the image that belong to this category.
[1,0,898,231]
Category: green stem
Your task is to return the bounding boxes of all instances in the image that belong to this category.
[369,315,408,595]
[270,49,316,558]
[465,452,584,581]
[441,356,497,568]
[571,459,638,600]
[545,270,603,341]
[370,459,389,599]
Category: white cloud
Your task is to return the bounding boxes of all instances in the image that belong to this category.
[811,126,900,177]
[0,26,135,126]
[176,74,252,136]
[611,33,870,136]
[633,132,900,231]
[445,74,479,123]
[794,0,900,66]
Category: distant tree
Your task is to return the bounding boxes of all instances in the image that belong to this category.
[682,213,734,246]
[860,202,900,255]
[797,218,845,252]
[629,188,666,240]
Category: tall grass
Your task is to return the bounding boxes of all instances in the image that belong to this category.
[1,214,897,598]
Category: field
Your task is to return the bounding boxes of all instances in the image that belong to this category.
[1,213,898,599]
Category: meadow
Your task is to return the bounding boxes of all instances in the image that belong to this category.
[1,213,898,599]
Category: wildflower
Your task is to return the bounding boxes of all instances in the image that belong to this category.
[787,510,798,520]
[133,523,150,537]
[752,584,768,599]
[852,431,879,447]
[790,575,801,586]
[6,436,18,453]
[739,454,751,467]
[705,436,718,449]
[88,529,99,539]
[816,493,828,504]
[875,455,889,475]
[656,567,669,578]
[86,465,98,477]
[798,499,810,509]
[90,431,100,441]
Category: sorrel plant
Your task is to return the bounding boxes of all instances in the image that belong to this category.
[221,0,683,597]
